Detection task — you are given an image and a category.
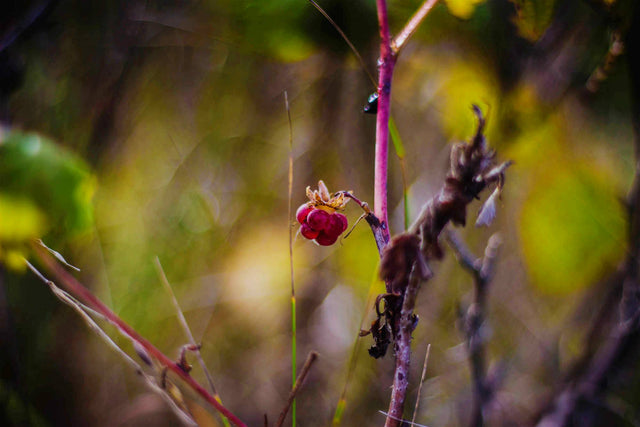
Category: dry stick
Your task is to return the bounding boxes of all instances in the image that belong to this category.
[411,343,431,426]
[275,352,319,427]
[25,260,198,426]
[153,257,230,427]
[30,243,248,427]
[447,231,501,427]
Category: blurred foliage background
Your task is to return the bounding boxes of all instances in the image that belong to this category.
[0,0,638,426]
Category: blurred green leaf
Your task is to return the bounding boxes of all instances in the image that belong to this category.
[0,129,95,239]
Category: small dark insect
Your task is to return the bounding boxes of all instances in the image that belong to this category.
[363,92,378,114]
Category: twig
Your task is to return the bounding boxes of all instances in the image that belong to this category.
[275,351,319,427]
[447,231,501,427]
[29,242,248,427]
[306,0,376,87]
[411,343,431,426]
[378,410,429,427]
[25,260,197,426]
[153,257,230,427]
[341,191,390,257]
[392,0,440,54]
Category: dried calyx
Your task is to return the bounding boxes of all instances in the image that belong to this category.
[296,181,350,246]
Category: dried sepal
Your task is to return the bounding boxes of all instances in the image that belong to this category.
[476,186,499,227]
[305,180,350,211]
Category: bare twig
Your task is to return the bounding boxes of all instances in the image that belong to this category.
[25,260,197,426]
[392,0,440,54]
[153,256,230,427]
[447,231,501,427]
[378,410,429,426]
[341,191,390,257]
[275,351,319,427]
[29,242,248,427]
[411,343,431,426]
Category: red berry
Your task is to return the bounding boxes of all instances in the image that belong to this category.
[323,213,347,238]
[296,203,313,224]
[315,231,338,246]
[307,209,330,230]
[333,213,348,232]
[300,223,319,239]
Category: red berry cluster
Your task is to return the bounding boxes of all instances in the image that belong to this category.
[296,204,348,246]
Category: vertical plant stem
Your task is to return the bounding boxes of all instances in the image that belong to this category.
[374,0,395,241]
[291,295,297,426]
[285,91,297,427]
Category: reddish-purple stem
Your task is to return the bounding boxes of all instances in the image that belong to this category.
[374,0,396,243]
[32,244,247,427]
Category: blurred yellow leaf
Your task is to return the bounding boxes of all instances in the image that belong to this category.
[3,249,28,272]
[519,166,625,294]
[444,0,486,19]
[0,194,47,241]
[437,60,498,140]
[510,0,556,42]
